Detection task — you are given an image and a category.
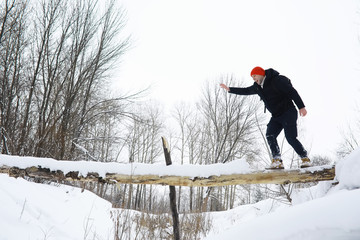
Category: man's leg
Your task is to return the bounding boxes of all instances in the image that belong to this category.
[266,118,283,158]
[283,108,308,158]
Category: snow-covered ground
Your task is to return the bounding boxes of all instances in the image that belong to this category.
[0,148,359,239]
[206,148,360,240]
[0,174,114,240]
[206,185,360,240]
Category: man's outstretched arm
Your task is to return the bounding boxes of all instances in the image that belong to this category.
[220,83,257,95]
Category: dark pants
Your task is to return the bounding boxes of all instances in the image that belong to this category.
[266,107,307,159]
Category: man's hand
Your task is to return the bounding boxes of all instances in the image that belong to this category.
[299,107,307,117]
[220,83,230,92]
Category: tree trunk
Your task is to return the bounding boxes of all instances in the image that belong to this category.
[161,137,180,240]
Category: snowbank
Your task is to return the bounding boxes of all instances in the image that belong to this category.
[335,147,360,190]
[205,147,360,240]
[207,189,360,240]
[0,174,113,240]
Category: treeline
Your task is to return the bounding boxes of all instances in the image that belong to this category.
[0,0,131,160]
[74,78,268,213]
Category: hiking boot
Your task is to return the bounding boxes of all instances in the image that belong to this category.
[300,157,312,168]
[268,158,284,169]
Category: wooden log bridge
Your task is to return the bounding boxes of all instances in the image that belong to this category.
[0,160,335,186]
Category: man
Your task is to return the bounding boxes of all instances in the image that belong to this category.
[220,66,311,169]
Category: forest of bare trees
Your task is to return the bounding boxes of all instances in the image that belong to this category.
[0,0,132,161]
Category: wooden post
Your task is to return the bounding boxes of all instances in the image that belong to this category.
[161,137,180,240]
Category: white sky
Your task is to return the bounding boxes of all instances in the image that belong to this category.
[113,0,360,160]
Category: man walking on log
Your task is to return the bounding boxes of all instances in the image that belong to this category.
[220,66,311,169]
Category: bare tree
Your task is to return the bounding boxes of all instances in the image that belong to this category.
[170,76,262,212]
[0,0,28,154]
[120,102,164,211]
[197,76,259,165]
[337,109,360,158]
[1,0,132,160]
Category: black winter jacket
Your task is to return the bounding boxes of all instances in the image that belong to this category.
[229,68,305,117]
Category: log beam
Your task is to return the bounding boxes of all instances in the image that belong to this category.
[0,165,335,186]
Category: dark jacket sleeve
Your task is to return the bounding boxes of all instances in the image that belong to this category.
[274,76,305,110]
[229,84,258,95]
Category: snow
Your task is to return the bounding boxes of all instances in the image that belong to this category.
[335,147,360,190]
[205,150,360,240]
[0,155,251,178]
[0,148,360,239]
[0,174,113,240]
[206,188,360,240]
[0,154,333,179]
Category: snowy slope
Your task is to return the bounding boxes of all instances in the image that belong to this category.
[0,148,359,240]
[206,188,360,239]
[0,175,114,240]
[205,148,360,240]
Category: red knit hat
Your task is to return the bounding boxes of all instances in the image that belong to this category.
[250,66,265,76]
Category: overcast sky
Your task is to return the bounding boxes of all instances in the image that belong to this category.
[113,0,360,160]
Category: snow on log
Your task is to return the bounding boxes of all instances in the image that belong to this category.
[0,155,335,186]
[101,167,335,185]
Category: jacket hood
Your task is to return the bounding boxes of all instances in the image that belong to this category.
[265,68,279,80]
